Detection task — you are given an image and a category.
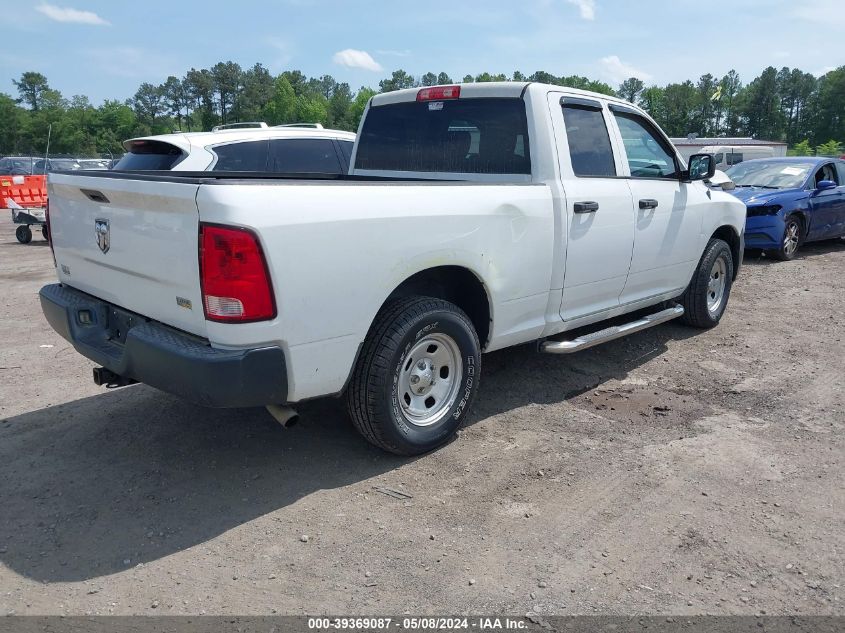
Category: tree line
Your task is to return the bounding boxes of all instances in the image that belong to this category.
[1,62,843,157]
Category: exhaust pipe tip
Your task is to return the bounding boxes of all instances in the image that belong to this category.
[266,404,299,428]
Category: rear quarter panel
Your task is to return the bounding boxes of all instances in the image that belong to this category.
[196,181,554,400]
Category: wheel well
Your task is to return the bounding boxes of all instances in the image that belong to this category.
[784,211,807,234]
[711,225,742,279]
[384,266,491,347]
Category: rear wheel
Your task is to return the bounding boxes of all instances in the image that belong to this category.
[346,296,481,455]
[42,225,49,240]
[767,215,802,261]
[15,225,32,244]
[680,238,734,329]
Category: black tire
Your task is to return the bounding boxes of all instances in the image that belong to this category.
[680,238,734,329]
[766,215,802,261]
[42,225,49,240]
[346,296,481,455]
[15,225,32,244]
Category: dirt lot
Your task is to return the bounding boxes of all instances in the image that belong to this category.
[0,213,842,617]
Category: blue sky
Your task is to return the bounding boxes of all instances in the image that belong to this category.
[1,0,842,103]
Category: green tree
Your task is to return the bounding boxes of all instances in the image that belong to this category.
[816,139,842,156]
[240,63,275,122]
[788,139,813,156]
[13,71,50,110]
[740,66,785,140]
[638,86,665,124]
[618,77,644,103]
[810,66,845,146]
[162,76,188,131]
[328,82,353,129]
[131,82,165,130]
[211,61,243,123]
[184,68,216,130]
[379,70,417,92]
[263,75,297,125]
[349,87,376,130]
[0,93,27,153]
[661,81,697,137]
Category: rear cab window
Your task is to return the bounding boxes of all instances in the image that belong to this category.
[115,140,185,170]
[560,98,616,177]
[355,98,531,176]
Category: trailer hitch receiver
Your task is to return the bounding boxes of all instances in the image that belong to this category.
[92,367,137,389]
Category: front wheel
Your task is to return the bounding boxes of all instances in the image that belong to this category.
[16,225,32,244]
[680,238,734,329]
[767,215,802,261]
[346,296,481,455]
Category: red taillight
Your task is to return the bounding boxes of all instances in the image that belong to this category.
[416,85,461,101]
[199,223,276,323]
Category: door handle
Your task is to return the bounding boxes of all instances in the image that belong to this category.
[639,198,659,210]
[573,201,599,214]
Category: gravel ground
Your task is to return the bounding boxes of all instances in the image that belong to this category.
[0,214,842,616]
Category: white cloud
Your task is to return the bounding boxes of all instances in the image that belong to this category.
[36,3,109,25]
[332,49,383,72]
[566,0,596,20]
[599,55,652,84]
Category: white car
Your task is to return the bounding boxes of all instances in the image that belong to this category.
[114,123,356,174]
[42,82,745,455]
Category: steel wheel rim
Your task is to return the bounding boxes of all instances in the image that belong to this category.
[783,221,800,256]
[396,333,463,427]
[707,256,727,315]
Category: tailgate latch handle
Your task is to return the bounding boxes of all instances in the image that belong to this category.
[81,189,110,204]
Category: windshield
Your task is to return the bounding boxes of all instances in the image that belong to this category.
[725,160,811,189]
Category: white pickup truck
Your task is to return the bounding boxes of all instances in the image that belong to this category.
[40,82,745,455]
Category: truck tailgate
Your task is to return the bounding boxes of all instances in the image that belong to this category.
[48,173,207,337]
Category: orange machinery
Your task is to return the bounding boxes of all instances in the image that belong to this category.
[0,174,47,243]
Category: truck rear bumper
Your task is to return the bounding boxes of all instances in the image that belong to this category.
[39,283,288,408]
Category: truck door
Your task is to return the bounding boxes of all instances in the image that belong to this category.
[607,105,707,304]
[548,94,635,320]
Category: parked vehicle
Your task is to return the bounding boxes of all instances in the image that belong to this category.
[0,156,39,175]
[700,145,777,169]
[40,82,745,454]
[725,157,845,260]
[114,124,356,173]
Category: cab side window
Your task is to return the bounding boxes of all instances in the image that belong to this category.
[268,138,343,174]
[612,111,679,179]
[212,140,269,171]
[836,162,845,185]
[814,163,839,187]
[561,102,616,177]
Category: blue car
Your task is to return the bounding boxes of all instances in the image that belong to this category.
[724,157,845,260]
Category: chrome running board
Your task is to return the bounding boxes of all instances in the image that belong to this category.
[540,304,684,355]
